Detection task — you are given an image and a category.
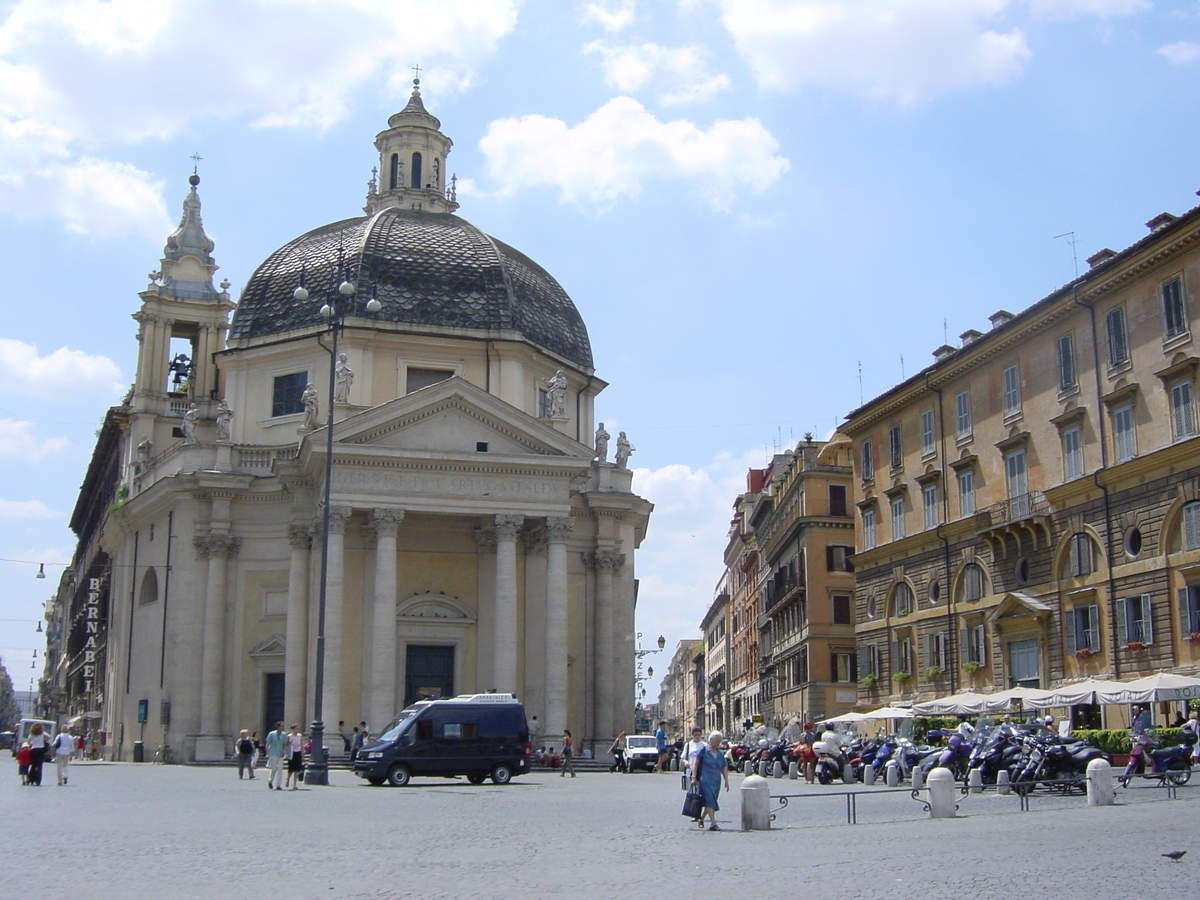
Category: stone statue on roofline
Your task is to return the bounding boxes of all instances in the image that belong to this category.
[300,383,320,431]
[215,399,234,441]
[615,431,635,469]
[594,422,610,462]
[182,404,200,445]
[334,353,354,404]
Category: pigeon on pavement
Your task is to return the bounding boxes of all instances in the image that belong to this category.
[1162,851,1187,862]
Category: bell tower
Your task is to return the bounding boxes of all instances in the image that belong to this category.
[130,173,234,444]
[367,76,459,215]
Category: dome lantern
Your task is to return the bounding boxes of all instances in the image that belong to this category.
[370,76,458,215]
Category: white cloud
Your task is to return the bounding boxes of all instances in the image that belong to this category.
[0,499,56,519]
[0,0,519,236]
[717,0,1147,106]
[585,40,732,105]
[1159,41,1200,64]
[580,0,637,32]
[0,419,68,461]
[0,339,124,399]
[479,97,789,211]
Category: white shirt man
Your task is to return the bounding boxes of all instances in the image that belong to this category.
[683,727,707,776]
[52,730,74,786]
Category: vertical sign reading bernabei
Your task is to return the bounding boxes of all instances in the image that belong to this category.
[83,576,103,693]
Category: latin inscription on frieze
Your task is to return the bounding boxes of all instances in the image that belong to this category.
[333,469,563,499]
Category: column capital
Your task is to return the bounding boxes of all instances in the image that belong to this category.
[586,549,625,572]
[288,523,312,550]
[195,533,241,559]
[323,505,353,535]
[544,516,574,543]
[493,514,524,540]
[371,508,404,538]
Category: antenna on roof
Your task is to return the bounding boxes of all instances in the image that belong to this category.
[857,361,863,406]
[1054,231,1079,280]
[900,354,905,379]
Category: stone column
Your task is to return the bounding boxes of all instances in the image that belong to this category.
[195,533,240,761]
[320,506,351,747]
[493,514,524,693]
[590,550,624,745]
[284,524,310,728]
[369,508,403,730]
[544,517,574,738]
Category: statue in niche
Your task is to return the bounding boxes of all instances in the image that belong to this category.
[301,383,320,430]
[334,353,354,404]
[546,369,567,419]
[136,436,153,472]
[615,431,635,469]
[594,422,610,462]
[215,399,234,441]
[181,404,199,444]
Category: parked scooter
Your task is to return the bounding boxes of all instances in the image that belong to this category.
[1119,729,1194,787]
[1010,732,1108,793]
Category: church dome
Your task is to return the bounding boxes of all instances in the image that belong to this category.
[229,206,593,370]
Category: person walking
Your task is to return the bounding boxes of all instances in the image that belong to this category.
[691,731,730,831]
[654,721,668,772]
[608,731,627,773]
[799,722,817,784]
[683,726,706,780]
[350,726,364,763]
[16,742,32,784]
[285,724,304,790]
[27,723,48,786]
[235,730,256,779]
[265,722,287,790]
[559,729,576,778]
[52,727,75,786]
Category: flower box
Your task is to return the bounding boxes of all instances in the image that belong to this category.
[1189,633,1200,644]
[1075,648,1093,659]
[1126,641,1145,651]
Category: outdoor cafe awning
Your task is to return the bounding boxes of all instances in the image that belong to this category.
[913,672,1200,714]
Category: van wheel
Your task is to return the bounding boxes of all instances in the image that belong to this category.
[387,764,411,787]
[491,763,513,785]
[367,777,385,786]
[467,773,486,784]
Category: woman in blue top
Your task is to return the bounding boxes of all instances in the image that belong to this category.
[691,731,730,831]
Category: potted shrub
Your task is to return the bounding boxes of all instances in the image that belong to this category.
[860,673,878,691]
[964,661,983,676]
[924,666,943,682]
[892,670,910,684]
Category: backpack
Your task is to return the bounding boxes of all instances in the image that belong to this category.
[238,738,253,755]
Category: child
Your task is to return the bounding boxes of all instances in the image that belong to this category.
[16,742,32,785]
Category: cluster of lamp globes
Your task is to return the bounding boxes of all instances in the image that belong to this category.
[293,278,382,316]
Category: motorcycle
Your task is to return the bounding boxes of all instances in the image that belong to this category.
[930,732,973,781]
[1010,733,1108,794]
[966,724,1025,785]
[813,737,846,784]
[1119,728,1194,787]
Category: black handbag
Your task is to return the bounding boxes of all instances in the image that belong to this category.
[681,748,704,819]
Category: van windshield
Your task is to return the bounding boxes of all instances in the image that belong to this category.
[626,736,657,749]
[376,709,421,743]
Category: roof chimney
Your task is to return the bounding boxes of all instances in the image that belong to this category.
[988,310,1015,330]
[960,329,983,348]
[932,344,956,362]
[1146,212,1177,232]
[1087,248,1117,269]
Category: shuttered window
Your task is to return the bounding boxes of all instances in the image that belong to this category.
[1057,334,1077,390]
[1116,594,1154,646]
[1184,502,1200,551]
[1106,307,1128,366]
[1163,276,1188,338]
[1171,380,1197,440]
[1065,605,1100,655]
[1177,585,1200,637]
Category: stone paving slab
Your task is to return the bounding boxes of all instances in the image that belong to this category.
[1,764,1190,899]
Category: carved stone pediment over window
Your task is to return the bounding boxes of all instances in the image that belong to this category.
[249,635,286,659]
[397,593,476,625]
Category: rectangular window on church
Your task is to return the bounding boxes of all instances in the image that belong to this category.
[406,367,454,394]
[272,372,307,417]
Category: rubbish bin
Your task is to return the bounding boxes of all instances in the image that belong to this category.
[133,741,144,763]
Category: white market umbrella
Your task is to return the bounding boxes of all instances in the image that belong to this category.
[913,691,1007,716]
[824,711,869,723]
[981,685,1055,709]
[861,706,915,719]
[1028,678,1122,708]
[1095,672,1200,704]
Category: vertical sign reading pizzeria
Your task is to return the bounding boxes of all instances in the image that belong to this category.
[83,576,104,693]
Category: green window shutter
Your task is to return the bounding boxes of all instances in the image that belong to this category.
[1087,604,1100,651]
[1065,609,1078,656]
[1116,597,1127,646]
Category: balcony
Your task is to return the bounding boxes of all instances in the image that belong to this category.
[764,581,804,615]
[974,491,1053,555]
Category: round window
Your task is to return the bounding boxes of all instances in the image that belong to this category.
[1125,526,1143,558]
[928,580,940,604]
[866,595,877,618]
[1015,558,1029,585]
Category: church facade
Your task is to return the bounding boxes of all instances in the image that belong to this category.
[45,83,652,762]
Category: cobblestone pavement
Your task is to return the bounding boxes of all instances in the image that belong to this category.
[1,762,1193,899]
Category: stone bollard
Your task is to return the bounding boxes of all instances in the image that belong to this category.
[740,774,772,831]
[788,759,799,780]
[773,760,784,778]
[885,760,900,787]
[864,763,877,785]
[997,770,1011,795]
[926,767,956,818]
[911,767,924,791]
[968,767,983,794]
[1086,758,1115,807]
[842,761,853,784]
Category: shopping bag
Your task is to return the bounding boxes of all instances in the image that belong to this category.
[681,787,703,819]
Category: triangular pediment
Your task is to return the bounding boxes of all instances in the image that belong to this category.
[988,590,1053,625]
[249,635,286,657]
[319,377,592,459]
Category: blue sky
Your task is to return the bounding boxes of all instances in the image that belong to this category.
[0,0,1197,700]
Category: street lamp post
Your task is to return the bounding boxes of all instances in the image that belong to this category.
[633,633,665,732]
[298,257,380,786]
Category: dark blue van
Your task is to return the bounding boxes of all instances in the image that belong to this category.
[353,694,531,786]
